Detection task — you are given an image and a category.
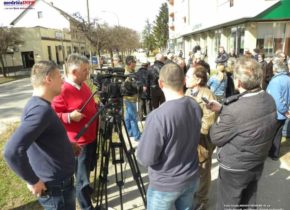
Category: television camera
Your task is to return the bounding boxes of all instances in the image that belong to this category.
[90,67,141,106]
[78,67,147,209]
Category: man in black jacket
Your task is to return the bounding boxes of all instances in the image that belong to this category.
[215,46,228,66]
[136,59,151,120]
[148,53,165,109]
[207,58,278,210]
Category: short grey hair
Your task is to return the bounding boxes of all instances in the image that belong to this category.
[233,57,262,90]
[31,61,58,87]
[66,53,89,73]
[159,63,184,91]
[272,56,288,73]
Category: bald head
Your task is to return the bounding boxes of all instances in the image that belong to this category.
[155,53,165,63]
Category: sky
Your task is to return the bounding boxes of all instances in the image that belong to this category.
[0,0,166,32]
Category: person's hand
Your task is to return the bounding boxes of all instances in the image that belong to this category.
[70,110,85,122]
[71,142,82,156]
[285,111,290,118]
[205,100,223,113]
[27,180,47,197]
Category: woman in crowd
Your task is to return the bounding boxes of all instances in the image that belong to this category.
[207,64,227,103]
[185,65,217,210]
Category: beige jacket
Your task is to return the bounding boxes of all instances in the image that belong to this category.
[185,87,217,135]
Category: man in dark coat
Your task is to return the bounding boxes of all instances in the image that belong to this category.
[148,53,165,109]
[207,57,278,210]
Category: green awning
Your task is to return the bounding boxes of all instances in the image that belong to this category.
[256,0,290,20]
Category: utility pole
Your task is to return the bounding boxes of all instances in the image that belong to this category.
[86,0,93,71]
[86,0,90,23]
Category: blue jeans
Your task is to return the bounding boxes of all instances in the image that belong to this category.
[147,179,199,210]
[75,141,96,210]
[124,100,141,140]
[38,176,75,210]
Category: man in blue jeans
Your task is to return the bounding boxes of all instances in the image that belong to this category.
[123,55,142,141]
[137,63,202,210]
[52,54,98,210]
[4,61,76,210]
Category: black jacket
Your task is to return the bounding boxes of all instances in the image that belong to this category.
[148,61,164,87]
[210,91,278,171]
[136,67,149,99]
[215,52,228,66]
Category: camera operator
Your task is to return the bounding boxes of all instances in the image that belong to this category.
[135,58,151,120]
[207,57,278,210]
[123,55,142,141]
[148,53,165,109]
[52,54,99,210]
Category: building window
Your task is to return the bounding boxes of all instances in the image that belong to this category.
[47,46,52,61]
[67,46,72,56]
[256,22,287,56]
[37,11,43,19]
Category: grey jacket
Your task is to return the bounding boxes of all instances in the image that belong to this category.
[210,91,278,171]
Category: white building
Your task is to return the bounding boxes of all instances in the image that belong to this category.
[168,0,290,67]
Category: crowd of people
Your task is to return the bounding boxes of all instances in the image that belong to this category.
[3,46,290,210]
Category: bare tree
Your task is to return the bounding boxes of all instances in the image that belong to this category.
[0,27,23,77]
[72,13,140,63]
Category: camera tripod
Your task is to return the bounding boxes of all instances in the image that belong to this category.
[77,98,147,210]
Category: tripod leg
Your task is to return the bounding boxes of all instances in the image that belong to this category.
[93,128,102,192]
[111,140,125,210]
[115,117,147,207]
[94,122,112,210]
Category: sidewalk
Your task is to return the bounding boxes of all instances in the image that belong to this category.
[89,119,289,210]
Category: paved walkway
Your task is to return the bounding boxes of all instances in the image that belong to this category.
[91,122,290,210]
[1,78,289,210]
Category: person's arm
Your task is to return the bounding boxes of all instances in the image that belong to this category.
[51,94,70,123]
[137,115,164,167]
[209,106,236,147]
[200,93,217,134]
[4,106,51,185]
[267,81,288,116]
[52,94,84,123]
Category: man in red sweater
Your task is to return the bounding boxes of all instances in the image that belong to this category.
[52,54,98,210]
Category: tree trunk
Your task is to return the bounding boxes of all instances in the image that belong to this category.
[0,56,7,77]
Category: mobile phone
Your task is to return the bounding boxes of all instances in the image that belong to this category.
[201,96,209,104]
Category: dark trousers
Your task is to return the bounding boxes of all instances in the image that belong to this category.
[216,165,264,210]
[269,119,285,159]
[195,134,214,205]
[138,97,151,120]
[150,86,165,110]
[75,141,96,210]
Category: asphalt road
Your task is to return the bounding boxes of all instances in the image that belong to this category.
[0,77,32,133]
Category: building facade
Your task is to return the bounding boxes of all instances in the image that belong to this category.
[3,0,89,71]
[168,0,290,67]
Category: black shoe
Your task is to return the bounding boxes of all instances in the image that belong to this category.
[270,156,279,161]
